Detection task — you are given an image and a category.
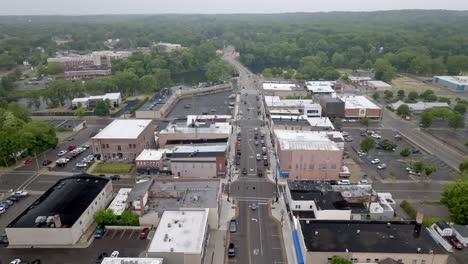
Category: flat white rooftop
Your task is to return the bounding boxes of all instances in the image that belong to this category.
[108,188,131,216]
[136,149,171,161]
[93,119,152,139]
[305,81,336,93]
[269,109,301,115]
[101,257,164,264]
[275,129,340,151]
[262,82,295,91]
[160,122,231,135]
[148,210,208,254]
[264,96,320,108]
[349,76,372,81]
[172,144,227,154]
[368,80,392,87]
[339,95,380,110]
[186,115,232,126]
[434,76,468,85]
[72,93,121,104]
[306,117,335,129]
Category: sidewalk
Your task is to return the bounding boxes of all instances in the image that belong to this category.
[271,195,298,264]
[203,194,236,264]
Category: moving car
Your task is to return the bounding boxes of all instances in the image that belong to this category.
[249,202,258,210]
[24,159,33,165]
[377,164,387,169]
[257,171,263,177]
[358,180,369,184]
[94,225,107,238]
[228,243,236,257]
[229,220,237,233]
[256,154,261,161]
[10,259,22,264]
[242,168,247,175]
[371,159,380,164]
[139,227,150,239]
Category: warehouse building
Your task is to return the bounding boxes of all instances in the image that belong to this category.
[5,174,113,247]
[433,76,468,91]
[368,80,392,91]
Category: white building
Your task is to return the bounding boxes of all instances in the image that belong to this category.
[72,93,122,108]
[108,188,132,216]
[5,175,113,247]
[265,96,322,118]
[349,76,372,85]
[135,149,172,174]
[262,81,308,98]
[147,210,209,264]
[433,76,468,91]
[305,81,337,98]
[368,80,392,91]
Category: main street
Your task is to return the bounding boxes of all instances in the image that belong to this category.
[223,48,285,264]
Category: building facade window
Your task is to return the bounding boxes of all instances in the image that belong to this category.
[101,144,105,149]
[117,145,121,151]
[106,144,109,148]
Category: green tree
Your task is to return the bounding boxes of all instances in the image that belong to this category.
[420,111,433,127]
[400,148,411,157]
[397,89,405,99]
[407,91,419,102]
[397,104,410,116]
[424,165,437,177]
[459,161,468,173]
[94,100,110,116]
[94,209,117,225]
[38,62,65,75]
[7,102,31,122]
[454,103,467,115]
[411,160,426,173]
[448,113,465,130]
[74,107,86,117]
[379,139,397,151]
[438,97,451,105]
[441,181,468,224]
[119,210,139,226]
[330,256,352,264]
[372,92,379,100]
[334,117,342,128]
[331,52,345,68]
[206,58,233,81]
[360,136,376,153]
[362,116,369,127]
[420,90,437,102]
[374,58,396,83]
[384,90,394,100]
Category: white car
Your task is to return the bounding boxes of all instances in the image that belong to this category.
[408,170,421,176]
[377,164,387,169]
[371,159,380,164]
[256,154,261,161]
[263,155,268,161]
[255,140,258,145]
[111,251,119,257]
[371,134,382,139]
[57,150,68,156]
[13,191,29,197]
[358,180,369,184]
[337,180,350,185]
[10,259,21,264]
[357,151,366,157]
[0,208,5,214]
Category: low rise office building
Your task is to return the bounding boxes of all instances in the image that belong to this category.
[92,119,156,161]
[296,220,448,264]
[274,130,343,180]
[71,92,122,109]
[270,116,334,131]
[262,81,308,98]
[319,97,345,118]
[157,122,231,148]
[147,210,209,264]
[265,96,322,118]
[340,95,382,120]
[135,149,172,174]
[5,174,113,247]
[170,144,227,178]
[305,81,337,98]
[389,100,450,113]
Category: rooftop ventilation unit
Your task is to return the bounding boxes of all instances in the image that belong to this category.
[35,216,47,227]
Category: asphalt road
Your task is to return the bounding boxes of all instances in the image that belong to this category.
[224,48,285,264]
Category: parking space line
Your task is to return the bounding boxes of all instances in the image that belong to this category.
[120,229,127,239]
[111,230,118,239]
[128,229,135,239]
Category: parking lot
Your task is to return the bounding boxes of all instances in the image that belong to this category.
[344,127,455,181]
[166,90,235,118]
[0,195,38,234]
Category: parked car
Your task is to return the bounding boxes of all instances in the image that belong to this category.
[229,220,237,233]
[57,150,68,156]
[255,140,258,145]
[228,243,236,257]
[358,180,369,184]
[94,225,107,238]
[139,227,150,239]
[80,144,90,149]
[110,251,119,257]
[24,159,33,165]
[256,154,261,161]
[67,145,76,151]
[110,175,121,180]
[412,148,421,154]
[76,162,88,168]
[31,260,41,264]
[0,208,6,214]
[337,179,350,185]
[96,252,108,264]
[249,202,258,210]
[371,133,382,139]
[408,170,421,176]
[447,236,463,250]
[235,159,240,165]
[257,171,263,177]
[2,199,13,206]
[42,160,52,166]
[67,137,74,141]
[377,164,387,169]
[357,150,366,157]
[12,191,28,198]
[10,259,22,264]
[371,159,380,164]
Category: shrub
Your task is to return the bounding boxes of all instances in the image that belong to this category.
[400,200,417,219]
[130,97,149,114]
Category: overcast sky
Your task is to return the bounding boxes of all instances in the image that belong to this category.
[1,0,468,15]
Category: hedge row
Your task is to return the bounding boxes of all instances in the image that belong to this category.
[400,200,417,219]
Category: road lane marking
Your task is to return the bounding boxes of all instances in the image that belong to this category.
[258,205,264,256]
[247,204,252,264]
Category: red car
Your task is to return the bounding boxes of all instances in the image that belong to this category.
[235,159,240,165]
[42,160,52,166]
[139,227,150,239]
[447,236,463,250]
[67,145,76,151]
[24,159,33,165]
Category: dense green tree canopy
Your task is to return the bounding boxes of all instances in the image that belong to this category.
[441,181,468,224]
